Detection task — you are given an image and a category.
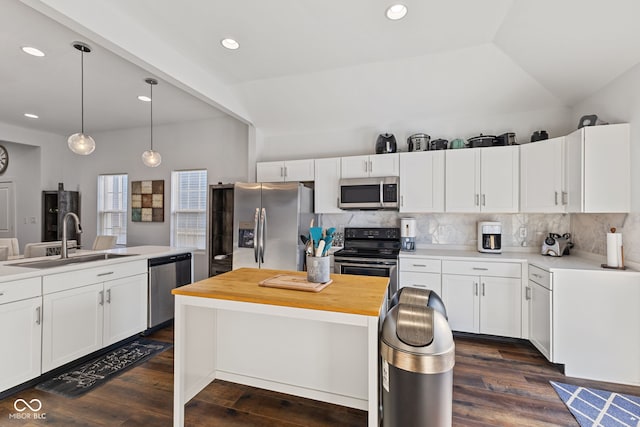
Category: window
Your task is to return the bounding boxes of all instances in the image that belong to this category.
[97,174,128,245]
[171,169,207,250]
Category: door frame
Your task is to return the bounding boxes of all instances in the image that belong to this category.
[0,180,16,238]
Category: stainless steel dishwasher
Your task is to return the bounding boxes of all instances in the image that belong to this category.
[148,252,192,328]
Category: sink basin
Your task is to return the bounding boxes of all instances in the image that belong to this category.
[13,253,137,269]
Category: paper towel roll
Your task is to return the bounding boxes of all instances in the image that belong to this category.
[401,218,416,238]
[606,232,622,267]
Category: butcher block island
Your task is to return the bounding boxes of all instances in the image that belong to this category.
[172,268,389,427]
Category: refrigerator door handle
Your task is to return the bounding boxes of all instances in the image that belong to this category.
[253,208,260,262]
[260,208,267,263]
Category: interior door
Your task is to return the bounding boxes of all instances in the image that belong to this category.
[0,181,16,239]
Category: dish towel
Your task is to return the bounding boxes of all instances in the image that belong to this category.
[551,381,640,427]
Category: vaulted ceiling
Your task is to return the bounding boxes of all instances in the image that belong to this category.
[5,0,640,137]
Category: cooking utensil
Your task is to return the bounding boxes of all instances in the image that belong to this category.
[468,134,496,148]
[300,235,309,245]
[407,133,430,151]
[321,235,333,256]
[315,240,326,257]
[530,130,549,142]
[310,227,323,249]
[429,138,448,150]
[449,138,466,149]
[375,133,397,154]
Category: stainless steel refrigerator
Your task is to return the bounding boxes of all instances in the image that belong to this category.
[232,182,315,271]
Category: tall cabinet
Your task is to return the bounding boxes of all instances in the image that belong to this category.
[42,187,81,245]
[208,184,234,277]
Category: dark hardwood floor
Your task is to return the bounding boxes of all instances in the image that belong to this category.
[1,326,639,426]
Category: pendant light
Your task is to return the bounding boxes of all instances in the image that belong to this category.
[67,42,96,155]
[141,78,161,167]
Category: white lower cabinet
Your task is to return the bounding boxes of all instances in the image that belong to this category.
[441,261,522,338]
[0,295,42,392]
[398,257,442,296]
[527,266,552,360]
[42,260,148,373]
[42,283,104,372]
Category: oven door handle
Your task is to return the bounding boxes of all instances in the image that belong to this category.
[379,180,384,208]
[336,261,397,268]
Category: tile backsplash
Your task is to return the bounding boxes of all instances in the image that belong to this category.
[570,213,639,263]
[319,212,570,249]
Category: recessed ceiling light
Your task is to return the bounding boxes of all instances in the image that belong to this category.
[21,46,45,57]
[138,95,151,102]
[386,4,408,20]
[24,113,39,119]
[221,38,240,50]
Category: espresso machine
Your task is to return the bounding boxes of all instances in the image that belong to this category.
[400,218,416,251]
[477,221,502,253]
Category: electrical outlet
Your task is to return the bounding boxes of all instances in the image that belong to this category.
[519,227,528,238]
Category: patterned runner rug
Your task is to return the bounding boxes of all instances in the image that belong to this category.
[551,381,640,427]
[37,339,172,398]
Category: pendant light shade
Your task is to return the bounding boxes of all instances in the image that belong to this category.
[142,77,161,167]
[68,42,95,155]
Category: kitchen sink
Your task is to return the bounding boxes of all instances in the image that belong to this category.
[12,253,137,269]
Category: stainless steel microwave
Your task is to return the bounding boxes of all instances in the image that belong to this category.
[338,176,399,210]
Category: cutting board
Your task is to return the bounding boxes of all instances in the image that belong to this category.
[259,274,332,292]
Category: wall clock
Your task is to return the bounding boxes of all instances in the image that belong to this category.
[0,145,7,174]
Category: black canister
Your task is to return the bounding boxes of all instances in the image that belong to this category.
[530,130,549,142]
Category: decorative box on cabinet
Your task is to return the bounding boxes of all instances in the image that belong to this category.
[257,159,315,182]
[445,146,519,213]
[565,123,630,213]
[399,151,444,213]
[341,154,399,178]
[441,260,523,338]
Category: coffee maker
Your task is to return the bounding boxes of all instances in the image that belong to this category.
[400,218,416,251]
[477,222,502,253]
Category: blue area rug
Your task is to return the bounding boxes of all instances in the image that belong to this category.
[551,381,640,427]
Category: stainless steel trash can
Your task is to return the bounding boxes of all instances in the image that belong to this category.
[380,299,455,427]
[389,286,448,319]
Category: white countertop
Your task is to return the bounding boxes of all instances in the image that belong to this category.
[399,247,639,273]
[0,245,192,282]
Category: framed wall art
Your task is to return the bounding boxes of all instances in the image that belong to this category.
[131,180,164,222]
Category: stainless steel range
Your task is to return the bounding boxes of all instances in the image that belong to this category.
[333,227,400,302]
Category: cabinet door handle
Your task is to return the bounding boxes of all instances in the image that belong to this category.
[562,191,568,205]
[482,194,486,206]
[472,267,488,271]
[36,306,41,325]
[97,271,114,277]
[532,273,543,279]
[482,282,485,296]
[525,286,532,300]
[369,160,373,173]
[280,166,284,177]
[474,282,479,296]
[284,166,288,179]
[412,264,427,267]
[336,197,340,207]
[364,160,368,172]
[401,195,404,207]
[475,194,479,206]
[99,290,104,306]
[106,289,111,304]
[0,291,4,296]
[554,191,558,205]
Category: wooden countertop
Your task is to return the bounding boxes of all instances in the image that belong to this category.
[172,268,388,317]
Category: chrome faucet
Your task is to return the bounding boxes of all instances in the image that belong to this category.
[61,212,82,259]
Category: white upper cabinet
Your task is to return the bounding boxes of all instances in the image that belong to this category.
[445,146,519,213]
[341,154,399,178]
[399,151,444,213]
[520,137,566,213]
[565,123,630,213]
[314,157,342,213]
[257,159,315,182]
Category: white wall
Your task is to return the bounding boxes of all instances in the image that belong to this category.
[0,121,72,252]
[569,61,640,262]
[73,116,249,252]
